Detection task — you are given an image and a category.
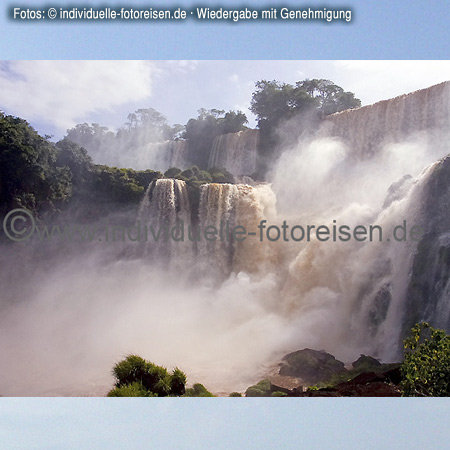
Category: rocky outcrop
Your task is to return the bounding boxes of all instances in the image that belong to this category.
[288,367,402,397]
[279,348,347,385]
[245,349,402,397]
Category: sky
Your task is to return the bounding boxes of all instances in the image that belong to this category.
[1,0,450,59]
[1,60,450,140]
[2,0,450,448]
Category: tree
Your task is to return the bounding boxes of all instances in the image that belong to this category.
[219,110,248,134]
[401,322,450,396]
[65,108,183,167]
[0,112,71,213]
[250,80,304,127]
[66,123,115,155]
[56,138,93,185]
[184,383,215,397]
[295,79,361,117]
[250,78,360,128]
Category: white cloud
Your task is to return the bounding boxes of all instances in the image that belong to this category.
[0,61,155,132]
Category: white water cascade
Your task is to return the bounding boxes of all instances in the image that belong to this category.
[323,81,450,159]
[197,182,275,278]
[208,129,259,175]
[138,178,192,264]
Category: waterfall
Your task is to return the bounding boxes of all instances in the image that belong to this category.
[136,140,189,172]
[86,140,189,172]
[323,81,450,159]
[266,82,450,362]
[208,129,259,176]
[138,178,276,278]
[138,178,192,264]
[348,162,438,359]
[197,182,275,278]
[166,140,189,169]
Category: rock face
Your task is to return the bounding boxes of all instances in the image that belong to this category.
[279,349,347,384]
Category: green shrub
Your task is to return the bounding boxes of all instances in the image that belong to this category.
[181,168,195,179]
[170,367,187,396]
[229,392,242,397]
[191,165,201,176]
[401,322,450,396]
[113,354,149,386]
[271,391,287,397]
[107,381,155,397]
[208,167,235,184]
[184,383,215,397]
[198,171,213,182]
[164,167,182,178]
[110,354,187,397]
[245,379,272,397]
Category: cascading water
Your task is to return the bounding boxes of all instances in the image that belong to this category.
[167,140,189,169]
[323,81,450,159]
[268,81,450,363]
[135,140,189,172]
[88,140,189,172]
[208,129,259,175]
[138,178,192,265]
[347,162,439,360]
[197,182,275,278]
[139,179,276,280]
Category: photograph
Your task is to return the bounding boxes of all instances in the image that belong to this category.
[1,61,450,399]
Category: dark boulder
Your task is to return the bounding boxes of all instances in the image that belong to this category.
[279,348,347,384]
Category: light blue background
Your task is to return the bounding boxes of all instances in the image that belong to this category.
[1,398,449,449]
[1,0,449,59]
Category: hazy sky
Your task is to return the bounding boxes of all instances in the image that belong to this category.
[1,60,450,139]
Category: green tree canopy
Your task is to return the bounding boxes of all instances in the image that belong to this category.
[0,112,71,213]
[250,78,361,127]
